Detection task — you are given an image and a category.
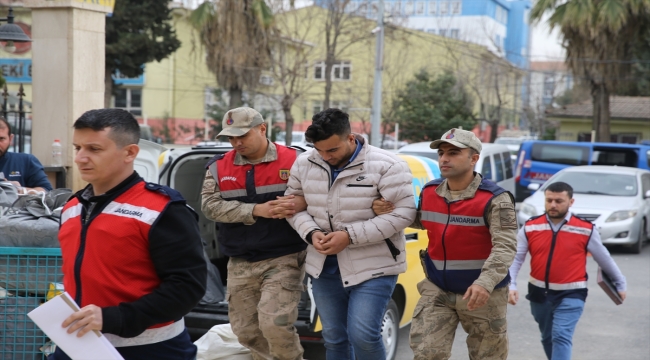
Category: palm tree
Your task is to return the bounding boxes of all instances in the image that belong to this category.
[531,0,650,142]
[190,0,274,109]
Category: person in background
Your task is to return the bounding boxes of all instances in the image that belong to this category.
[509,181,626,360]
[51,108,206,360]
[0,117,52,193]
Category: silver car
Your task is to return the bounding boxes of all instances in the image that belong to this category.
[517,165,650,254]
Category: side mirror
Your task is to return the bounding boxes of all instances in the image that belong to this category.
[645,190,650,199]
[527,183,541,191]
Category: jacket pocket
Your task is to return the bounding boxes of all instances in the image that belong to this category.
[384,239,401,261]
[346,184,374,187]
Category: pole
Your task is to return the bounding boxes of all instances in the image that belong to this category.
[394,123,399,150]
[370,0,384,148]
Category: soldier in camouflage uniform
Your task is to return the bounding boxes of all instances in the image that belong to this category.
[201,107,308,360]
[408,128,518,360]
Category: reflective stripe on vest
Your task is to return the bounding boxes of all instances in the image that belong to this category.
[421,211,486,227]
[529,276,587,291]
[525,214,592,288]
[431,259,486,270]
[104,318,185,347]
[61,203,83,225]
[216,146,296,201]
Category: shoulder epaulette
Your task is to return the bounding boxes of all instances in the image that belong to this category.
[205,153,226,169]
[143,182,185,202]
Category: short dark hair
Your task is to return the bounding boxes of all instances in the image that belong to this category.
[73,109,140,147]
[545,181,573,198]
[0,116,11,136]
[305,108,351,143]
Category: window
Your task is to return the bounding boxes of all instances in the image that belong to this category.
[314,61,325,80]
[428,1,436,15]
[385,2,394,14]
[312,100,348,115]
[481,156,493,180]
[641,174,650,195]
[496,6,508,23]
[451,1,461,14]
[259,74,274,86]
[591,148,638,167]
[114,88,142,116]
[450,29,459,39]
[312,100,323,115]
[313,61,351,81]
[405,1,414,15]
[393,1,401,15]
[332,61,351,80]
[416,1,425,15]
[531,144,589,166]
[502,152,514,178]
[439,29,447,37]
[439,1,448,15]
[493,153,505,182]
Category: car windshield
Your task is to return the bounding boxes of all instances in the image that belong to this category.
[547,172,638,196]
[277,132,304,143]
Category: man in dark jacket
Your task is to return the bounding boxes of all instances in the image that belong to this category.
[51,109,206,360]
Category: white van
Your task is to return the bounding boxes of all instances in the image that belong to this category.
[397,141,516,195]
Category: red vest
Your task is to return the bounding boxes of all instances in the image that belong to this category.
[419,177,510,293]
[215,145,296,201]
[422,186,494,265]
[524,214,592,290]
[207,145,306,262]
[59,181,171,328]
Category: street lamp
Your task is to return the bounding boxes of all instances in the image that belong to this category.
[0,8,31,53]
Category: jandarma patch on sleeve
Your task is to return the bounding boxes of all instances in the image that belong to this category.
[499,203,517,229]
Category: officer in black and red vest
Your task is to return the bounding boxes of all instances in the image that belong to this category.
[409,128,518,360]
[52,109,206,360]
[201,107,307,360]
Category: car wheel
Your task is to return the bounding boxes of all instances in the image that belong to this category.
[629,220,646,254]
[382,299,400,360]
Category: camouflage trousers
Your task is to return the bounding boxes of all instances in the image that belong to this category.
[409,279,509,360]
[227,251,307,360]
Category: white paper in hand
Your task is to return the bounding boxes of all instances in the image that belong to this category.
[27,292,124,360]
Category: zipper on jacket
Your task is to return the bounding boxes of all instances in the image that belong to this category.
[544,223,564,295]
[74,203,95,305]
[441,201,452,290]
[327,211,335,233]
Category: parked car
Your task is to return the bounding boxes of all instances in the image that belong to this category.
[397,141,516,196]
[381,135,408,150]
[514,140,650,202]
[136,142,441,359]
[275,131,311,147]
[517,165,650,254]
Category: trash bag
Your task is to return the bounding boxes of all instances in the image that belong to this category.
[0,189,70,295]
[0,188,72,247]
[0,181,18,207]
[194,324,253,360]
[199,249,225,305]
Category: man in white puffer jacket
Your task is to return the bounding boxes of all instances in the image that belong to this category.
[285,108,416,360]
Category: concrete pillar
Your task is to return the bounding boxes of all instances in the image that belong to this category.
[23,0,113,191]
